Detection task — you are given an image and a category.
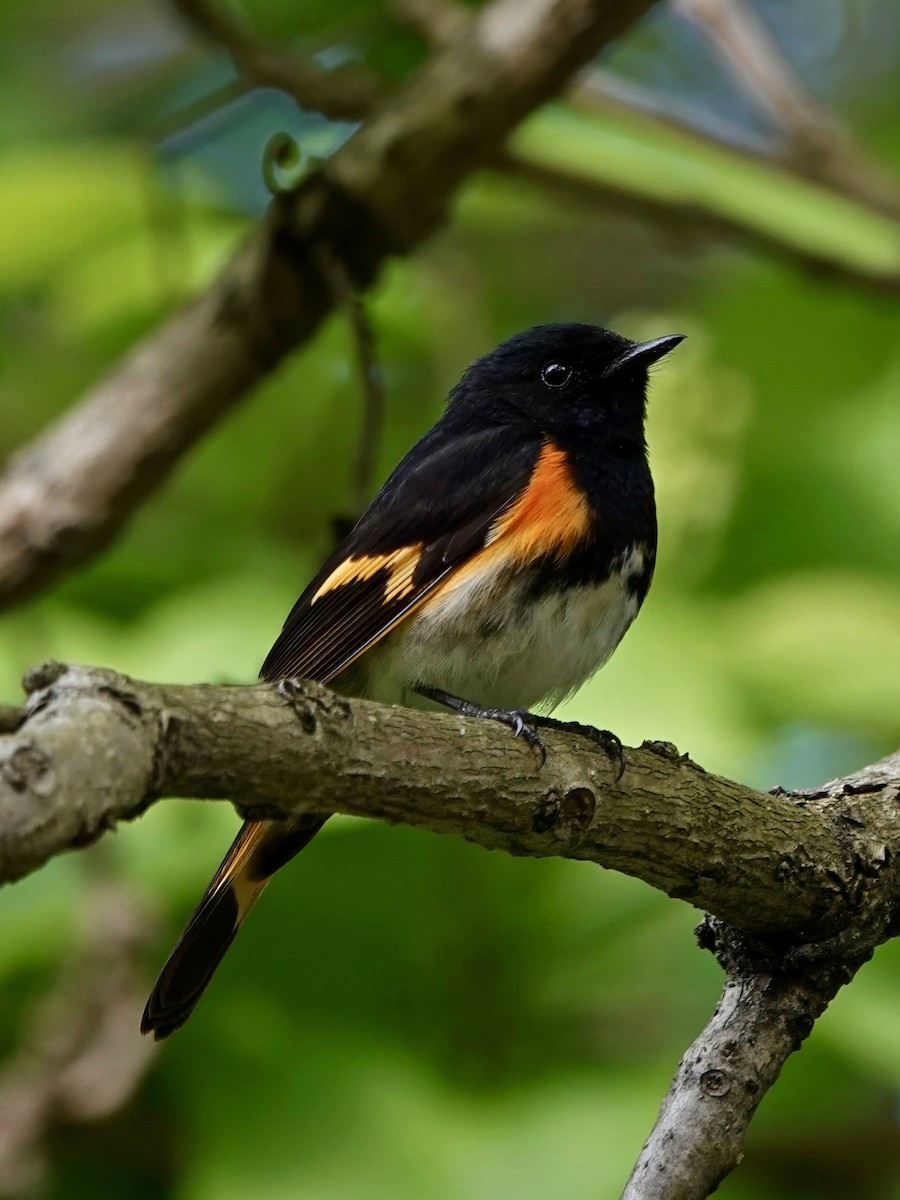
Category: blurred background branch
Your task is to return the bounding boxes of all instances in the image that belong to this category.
[315,249,388,524]
[0,0,659,616]
[170,0,387,120]
[670,0,900,217]
[0,867,156,1199]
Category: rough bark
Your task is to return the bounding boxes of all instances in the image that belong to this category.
[621,919,871,1200]
[2,661,898,1200]
[2,664,898,945]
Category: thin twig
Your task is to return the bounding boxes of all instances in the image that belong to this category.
[496,150,900,295]
[171,0,387,120]
[318,251,387,517]
[571,66,900,223]
[574,68,770,154]
[672,0,845,141]
[670,0,900,219]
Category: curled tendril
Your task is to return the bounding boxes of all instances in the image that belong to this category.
[262,132,304,195]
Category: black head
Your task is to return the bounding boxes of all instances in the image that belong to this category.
[448,323,683,447]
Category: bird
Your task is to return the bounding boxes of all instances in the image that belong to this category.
[141,322,683,1039]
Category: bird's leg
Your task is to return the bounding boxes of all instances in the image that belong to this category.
[416,686,624,778]
[415,685,549,764]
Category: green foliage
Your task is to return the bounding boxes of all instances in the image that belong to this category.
[514,103,900,281]
[1,2,899,1197]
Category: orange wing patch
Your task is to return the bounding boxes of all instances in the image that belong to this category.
[268,441,586,680]
[312,544,425,605]
[486,440,591,562]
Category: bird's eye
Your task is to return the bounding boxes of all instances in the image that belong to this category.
[541,361,572,388]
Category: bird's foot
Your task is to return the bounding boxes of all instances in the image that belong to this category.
[417,688,625,777]
[416,686,549,765]
[524,714,624,781]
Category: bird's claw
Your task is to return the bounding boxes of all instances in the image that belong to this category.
[415,686,621,775]
[561,722,624,780]
[511,714,548,767]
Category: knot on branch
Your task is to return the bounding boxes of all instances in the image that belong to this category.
[699,1067,732,1098]
[276,677,353,734]
[530,785,597,845]
[22,660,67,695]
[0,743,57,798]
[641,736,707,774]
[696,915,878,996]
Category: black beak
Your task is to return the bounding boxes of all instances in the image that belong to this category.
[609,334,685,375]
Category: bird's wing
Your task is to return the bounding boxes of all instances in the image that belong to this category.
[260,426,569,684]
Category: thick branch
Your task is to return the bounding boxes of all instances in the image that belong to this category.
[621,920,871,1200]
[2,664,899,950]
[0,0,658,613]
[2,664,898,1198]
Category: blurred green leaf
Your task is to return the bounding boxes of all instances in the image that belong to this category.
[512,103,900,283]
[0,143,150,286]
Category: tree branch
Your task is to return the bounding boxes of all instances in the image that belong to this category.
[495,149,900,296]
[2,663,898,942]
[670,0,900,220]
[2,662,898,1198]
[170,0,388,121]
[571,64,900,224]
[0,0,659,614]
[316,250,388,520]
[621,920,872,1200]
[0,867,156,1196]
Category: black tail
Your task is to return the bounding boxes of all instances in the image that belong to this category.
[141,814,328,1039]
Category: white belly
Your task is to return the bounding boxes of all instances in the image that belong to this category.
[363,547,646,713]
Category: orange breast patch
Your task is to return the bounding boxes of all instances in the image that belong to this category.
[486,440,591,564]
[311,442,589,621]
[415,441,593,622]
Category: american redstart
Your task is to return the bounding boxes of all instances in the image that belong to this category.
[142,322,683,1038]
